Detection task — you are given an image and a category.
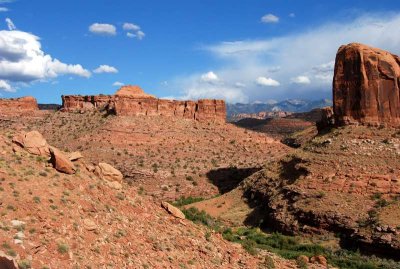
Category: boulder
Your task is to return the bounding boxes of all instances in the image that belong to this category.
[95,163,123,182]
[333,43,400,127]
[0,251,18,269]
[310,255,327,267]
[161,201,186,219]
[68,151,83,161]
[50,147,76,174]
[12,131,50,157]
[83,219,97,231]
[296,255,309,266]
[105,180,122,190]
[316,107,335,131]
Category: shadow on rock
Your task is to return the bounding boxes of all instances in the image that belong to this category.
[206,167,262,194]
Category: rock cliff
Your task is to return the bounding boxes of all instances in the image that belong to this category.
[0,96,38,113]
[62,85,226,123]
[333,43,400,127]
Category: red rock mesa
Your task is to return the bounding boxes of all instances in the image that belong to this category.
[62,85,226,123]
[0,96,38,114]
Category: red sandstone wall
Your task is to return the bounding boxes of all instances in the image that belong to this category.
[61,95,226,123]
[0,96,39,113]
[333,43,400,127]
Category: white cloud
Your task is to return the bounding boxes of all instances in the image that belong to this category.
[165,13,400,103]
[291,75,311,84]
[112,81,124,87]
[261,14,279,24]
[136,30,145,40]
[235,82,246,88]
[0,7,9,12]
[0,79,12,91]
[191,13,400,102]
[93,64,118,74]
[123,23,140,31]
[256,77,280,87]
[289,13,295,18]
[201,71,219,82]
[123,22,145,40]
[5,18,15,30]
[0,29,90,89]
[89,23,116,36]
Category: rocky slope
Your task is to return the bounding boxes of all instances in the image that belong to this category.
[0,129,304,268]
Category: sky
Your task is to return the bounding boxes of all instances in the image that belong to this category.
[0,0,400,104]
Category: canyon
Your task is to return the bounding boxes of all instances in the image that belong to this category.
[0,43,400,268]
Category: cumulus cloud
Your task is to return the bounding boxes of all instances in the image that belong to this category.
[0,7,8,12]
[136,31,145,40]
[123,23,140,31]
[188,12,400,102]
[93,64,118,74]
[201,71,219,82]
[261,14,279,24]
[256,77,280,87]
[89,23,116,36]
[291,75,311,84]
[5,18,15,30]
[0,29,90,91]
[123,22,145,40]
[0,80,12,91]
[112,81,124,87]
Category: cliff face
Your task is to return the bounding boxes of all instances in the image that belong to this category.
[0,96,39,113]
[333,43,400,127]
[62,86,226,123]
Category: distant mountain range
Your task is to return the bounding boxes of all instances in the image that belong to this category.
[227,99,332,118]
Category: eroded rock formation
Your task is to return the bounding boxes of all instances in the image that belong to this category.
[333,43,400,127]
[62,85,226,123]
[0,96,38,113]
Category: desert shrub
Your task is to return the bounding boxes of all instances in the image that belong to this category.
[172,196,204,207]
[182,207,220,230]
[57,243,69,254]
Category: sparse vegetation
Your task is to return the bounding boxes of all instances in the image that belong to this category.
[57,242,69,254]
[172,196,205,207]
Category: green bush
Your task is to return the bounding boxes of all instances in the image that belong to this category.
[172,196,204,207]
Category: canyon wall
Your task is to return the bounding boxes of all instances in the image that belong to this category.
[333,43,400,127]
[62,86,226,123]
[0,96,39,114]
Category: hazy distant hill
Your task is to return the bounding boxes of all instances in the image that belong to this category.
[227,99,332,117]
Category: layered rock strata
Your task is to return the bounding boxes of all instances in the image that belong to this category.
[0,96,38,113]
[62,85,226,123]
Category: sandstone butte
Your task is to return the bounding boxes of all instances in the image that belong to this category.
[333,43,400,127]
[62,85,227,123]
[0,96,38,113]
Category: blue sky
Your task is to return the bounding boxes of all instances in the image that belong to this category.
[0,0,400,104]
